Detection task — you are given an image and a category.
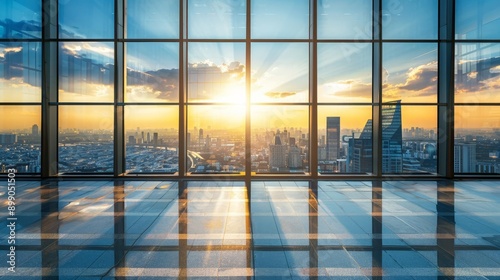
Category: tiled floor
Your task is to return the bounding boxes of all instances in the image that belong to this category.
[1,180,500,279]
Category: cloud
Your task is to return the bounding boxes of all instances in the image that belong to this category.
[0,19,41,37]
[127,68,179,101]
[455,57,500,100]
[265,92,297,98]
[0,46,23,59]
[398,62,438,92]
[490,65,500,74]
[321,80,372,99]
[61,43,114,59]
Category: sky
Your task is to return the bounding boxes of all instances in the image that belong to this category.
[1,0,500,131]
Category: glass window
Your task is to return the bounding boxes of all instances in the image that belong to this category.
[251,43,309,103]
[187,105,245,174]
[318,0,372,40]
[58,42,114,103]
[318,106,372,174]
[382,104,437,174]
[126,43,179,103]
[0,106,41,173]
[125,106,179,174]
[0,42,41,102]
[59,0,114,39]
[0,0,41,39]
[383,43,438,103]
[455,43,500,103]
[188,0,246,39]
[127,0,179,39]
[251,0,309,39]
[456,0,500,40]
[59,106,114,174]
[382,0,438,39]
[455,106,500,174]
[318,43,372,103]
[251,106,309,174]
[188,43,245,103]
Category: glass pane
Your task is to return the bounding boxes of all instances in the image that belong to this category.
[382,103,437,174]
[318,106,372,174]
[251,0,309,39]
[59,106,114,173]
[187,105,245,174]
[188,0,246,39]
[59,0,114,39]
[318,0,372,40]
[127,0,179,39]
[59,42,114,102]
[455,43,500,103]
[0,106,40,173]
[456,0,500,40]
[0,42,41,102]
[382,0,438,39]
[318,43,372,103]
[252,43,309,103]
[126,43,179,102]
[383,43,437,103]
[125,106,179,173]
[455,106,500,174]
[0,0,41,39]
[251,106,309,174]
[188,43,245,103]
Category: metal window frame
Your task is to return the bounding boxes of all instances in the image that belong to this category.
[0,0,496,179]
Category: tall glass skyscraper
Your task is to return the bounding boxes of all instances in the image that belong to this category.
[382,100,403,173]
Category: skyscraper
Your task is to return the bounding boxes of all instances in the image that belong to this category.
[382,100,403,173]
[153,132,159,147]
[348,100,402,174]
[269,134,287,171]
[32,124,39,136]
[326,117,340,162]
[350,119,373,173]
[454,143,477,173]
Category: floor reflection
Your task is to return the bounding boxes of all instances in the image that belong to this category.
[0,180,499,278]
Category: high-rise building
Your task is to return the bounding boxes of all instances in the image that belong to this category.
[288,138,301,169]
[199,128,204,144]
[153,132,159,147]
[326,117,340,162]
[382,100,403,173]
[350,119,373,173]
[0,134,17,144]
[32,124,39,136]
[269,134,287,171]
[128,135,136,145]
[454,143,477,173]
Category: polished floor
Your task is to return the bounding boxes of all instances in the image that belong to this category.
[1,180,500,279]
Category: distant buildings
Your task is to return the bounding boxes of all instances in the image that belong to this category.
[454,143,477,173]
[326,117,340,162]
[269,134,287,171]
[32,124,39,136]
[0,134,17,144]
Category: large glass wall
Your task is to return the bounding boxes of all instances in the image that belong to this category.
[2,0,499,176]
[0,0,42,173]
[455,0,500,174]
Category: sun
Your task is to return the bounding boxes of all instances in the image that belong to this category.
[218,83,247,105]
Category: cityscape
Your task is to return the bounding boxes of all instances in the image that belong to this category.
[1,103,499,174]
